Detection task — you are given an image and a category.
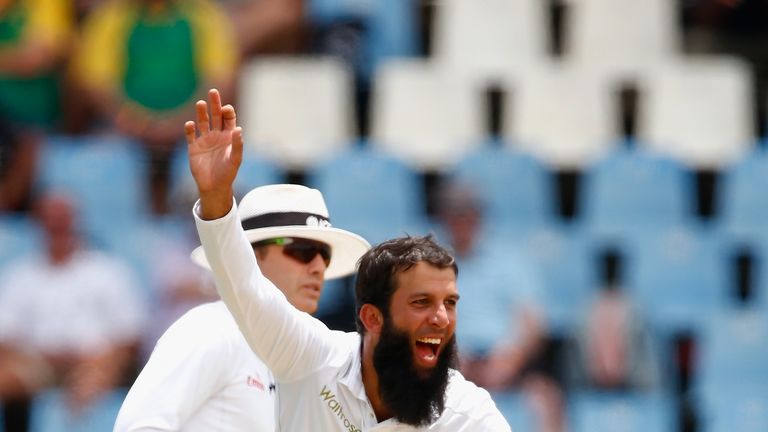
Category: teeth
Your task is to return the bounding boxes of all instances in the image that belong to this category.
[417,337,441,345]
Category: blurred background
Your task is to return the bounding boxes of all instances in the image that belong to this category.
[0,0,767,431]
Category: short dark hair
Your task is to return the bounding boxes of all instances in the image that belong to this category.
[354,235,457,334]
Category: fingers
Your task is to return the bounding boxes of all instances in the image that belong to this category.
[195,100,209,134]
[232,126,244,167]
[209,89,223,131]
[222,104,237,130]
[184,121,197,147]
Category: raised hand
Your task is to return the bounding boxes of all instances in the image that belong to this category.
[185,89,243,219]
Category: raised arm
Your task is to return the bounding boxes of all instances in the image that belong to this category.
[184,88,242,220]
[185,90,345,381]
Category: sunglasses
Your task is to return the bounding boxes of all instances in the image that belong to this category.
[253,237,332,267]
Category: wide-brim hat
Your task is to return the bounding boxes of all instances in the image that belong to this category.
[191,184,371,279]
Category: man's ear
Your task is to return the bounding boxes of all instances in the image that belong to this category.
[359,304,384,335]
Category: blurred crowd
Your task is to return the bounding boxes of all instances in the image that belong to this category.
[0,1,767,432]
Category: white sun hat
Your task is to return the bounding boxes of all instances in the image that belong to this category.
[191,184,371,279]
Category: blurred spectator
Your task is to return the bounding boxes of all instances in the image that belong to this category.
[566,249,662,392]
[0,192,146,426]
[0,0,75,214]
[0,0,75,130]
[435,180,564,432]
[0,118,37,212]
[71,0,239,214]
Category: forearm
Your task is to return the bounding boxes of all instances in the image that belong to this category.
[194,200,332,379]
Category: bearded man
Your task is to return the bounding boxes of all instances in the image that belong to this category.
[185,89,511,431]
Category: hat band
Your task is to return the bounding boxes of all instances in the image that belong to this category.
[241,211,331,230]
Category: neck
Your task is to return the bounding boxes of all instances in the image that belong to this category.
[361,335,392,422]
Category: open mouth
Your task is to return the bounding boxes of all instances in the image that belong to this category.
[415,337,441,365]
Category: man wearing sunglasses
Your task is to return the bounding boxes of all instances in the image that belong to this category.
[114,182,371,431]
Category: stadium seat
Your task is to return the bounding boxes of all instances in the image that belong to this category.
[491,391,537,432]
[568,391,677,432]
[699,382,768,432]
[636,56,755,169]
[581,149,693,238]
[718,148,768,238]
[307,0,418,81]
[29,388,127,432]
[502,64,619,169]
[450,146,554,235]
[432,0,549,85]
[238,57,356,170]
[521,225,598,334]
[370,59,485,171]
[36,134,149,247]
[624,226,730,335]
[307,146,430,245]
[169,145,284,207]
[0,214,41,270]
[695,309,768,403]
[564,0,679,80]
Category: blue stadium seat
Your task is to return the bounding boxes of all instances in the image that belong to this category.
[491,391,537,432]
[718,148,768,238]
[37,134,149,248]
[0,214,41,270]
[581,148,692,238]
[307,145,430,245]
[308,0,418,81]
[29,388,127,432]
[451,146,554,236]
[624,226,730,335]
[695,309,768,406]
[521,224,598,335]
[699,383,768,432]
[169,145,284,207]
[568,391,677,432]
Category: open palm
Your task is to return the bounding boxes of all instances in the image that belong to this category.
[185,89,243,196]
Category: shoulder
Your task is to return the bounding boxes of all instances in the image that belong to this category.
[440,370,511,431]
[156,301,246,353]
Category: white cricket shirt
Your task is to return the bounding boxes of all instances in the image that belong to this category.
[194,200,511,432]
[114,301,277,431]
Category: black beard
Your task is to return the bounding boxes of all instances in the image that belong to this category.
[372,320,458,426]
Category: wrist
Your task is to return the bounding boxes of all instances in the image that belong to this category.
[198,189,234,220]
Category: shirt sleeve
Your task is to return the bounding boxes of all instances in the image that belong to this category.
[193,199,343,382]
[113,312,230,431]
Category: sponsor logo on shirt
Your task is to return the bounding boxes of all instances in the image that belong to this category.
[247,375,266,391]
[320,385,362,432]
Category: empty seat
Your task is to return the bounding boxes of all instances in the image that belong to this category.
[307,146,429,245]
[491,391,537,432]
[636,57,755,169]
[37,134,149,246]
[700,382,768,432]
[522,225,597,334]
[370,59,485,171]
[625,227,730,334]
[568,391,677,432]
[0,214,41,269]
[718,148,768,238]
[502,64,619,169]
[432,0,549,85]
[169,145,283,206]
[581,149,693,237]
[451,146,554,234]
[564,0,679,80]
[696,309,768,401]
[238,57,355,170]
[29,388,127,432]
